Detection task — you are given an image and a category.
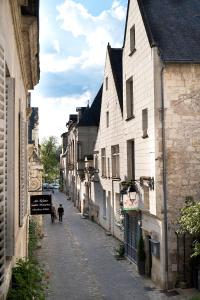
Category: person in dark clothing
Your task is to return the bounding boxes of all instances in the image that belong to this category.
[50,205,56,223]
[58,204,64,222]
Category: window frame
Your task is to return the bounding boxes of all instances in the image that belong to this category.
[106,111,109,128]
[129,25,136,55]
[106,76,108,90]
[126,77,134,120]
[101,148,106,177]
[142,108,148,138]
[111,145,120,178]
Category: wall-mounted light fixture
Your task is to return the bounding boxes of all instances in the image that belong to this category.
[140,176,154,190]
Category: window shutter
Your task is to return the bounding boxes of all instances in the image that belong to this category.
[19,112,27,227]
[0,44,6,285]
[5,78,15,256]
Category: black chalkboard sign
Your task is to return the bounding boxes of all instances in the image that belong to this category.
[30,194,52,215]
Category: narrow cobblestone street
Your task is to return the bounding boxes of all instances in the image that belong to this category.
[36,191,198,300]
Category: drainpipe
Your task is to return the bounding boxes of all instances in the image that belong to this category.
[111,179,119,236]
[161,64,169,290]
[111,179,115,235]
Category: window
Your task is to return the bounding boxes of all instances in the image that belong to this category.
[142,108,148,138]
[77,141,82,160]
[111,145,120,178]
[103,190,106,218]
[127,140,135,180]
[144,186,150,211]
[101,148,106,177]
[107,157,110,178]
[126,77,134,119]
[130,25,136,54]
[94,154,99,170]
[106,76,108,90]
[106,111,109,127]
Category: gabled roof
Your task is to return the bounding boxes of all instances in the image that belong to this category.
[77,86,103,127]
[124,0,200,62]
[107,45,123,112]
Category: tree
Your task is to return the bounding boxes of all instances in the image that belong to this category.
[179,198,200,257]
[40,136,61,183]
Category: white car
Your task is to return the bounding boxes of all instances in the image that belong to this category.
[52,184,59,189]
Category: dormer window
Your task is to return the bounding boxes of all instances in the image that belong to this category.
[106,76,108,90]
[130,25,136,55]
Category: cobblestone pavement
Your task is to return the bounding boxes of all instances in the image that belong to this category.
[36,191,199,300]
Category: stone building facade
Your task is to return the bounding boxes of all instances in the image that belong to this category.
[0,0,39,297]
[90,45,124,241]
[28,107,43,236]
[61,89,102,213]
[62,0,200,291]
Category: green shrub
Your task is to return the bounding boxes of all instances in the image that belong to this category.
[7,258,46,300]
[115,242,125,258]
[28,219,39,260]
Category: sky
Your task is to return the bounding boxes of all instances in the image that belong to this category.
[31,0,128,143]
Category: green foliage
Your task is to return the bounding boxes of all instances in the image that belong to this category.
[7,219,47,299]
[115,242,125,258]
[41,136,61,183]
[7,259,46,300]
[137,235,146,262]
[28,219,40,260]
[179,199,200,257]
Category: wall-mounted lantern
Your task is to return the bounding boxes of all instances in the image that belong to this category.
[140,176,154,190]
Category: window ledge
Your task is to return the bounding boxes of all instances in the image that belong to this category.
[112,177,121,181]
[142,134,149,139]
[101,176,107,179]
[126,115,135,121]
[129,48,136,56]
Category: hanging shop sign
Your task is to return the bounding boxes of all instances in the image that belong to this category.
[123,193,140,211]
[30,194,52,215]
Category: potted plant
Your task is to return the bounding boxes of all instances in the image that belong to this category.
[137,235,146,275]
[114,242,125,260]
[120,181,128,194]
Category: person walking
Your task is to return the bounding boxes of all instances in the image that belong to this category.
[50,205,57,223]
[58,204,64,222]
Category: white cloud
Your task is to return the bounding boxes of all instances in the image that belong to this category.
[53,40,60,53]
[112,1,127,21]
[31,90,92,141]
[41,0,126,73]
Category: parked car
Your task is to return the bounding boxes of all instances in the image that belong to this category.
[42,183,54,191]
[52,184,59,189]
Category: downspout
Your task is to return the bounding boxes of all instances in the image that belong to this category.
[111,179,115,235]
[161,64,169,290]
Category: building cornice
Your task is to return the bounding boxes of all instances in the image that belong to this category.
[9,0,40,92]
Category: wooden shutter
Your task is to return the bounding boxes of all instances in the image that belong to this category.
[19,112,27,227]
[0,44,6,285]
[5,78,15,256]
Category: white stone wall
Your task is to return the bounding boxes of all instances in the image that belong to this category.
[123,0,157,214]
[122,0,164,287]
[91,49,124,241]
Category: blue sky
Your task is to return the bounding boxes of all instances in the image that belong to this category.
[31,0,128,142]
